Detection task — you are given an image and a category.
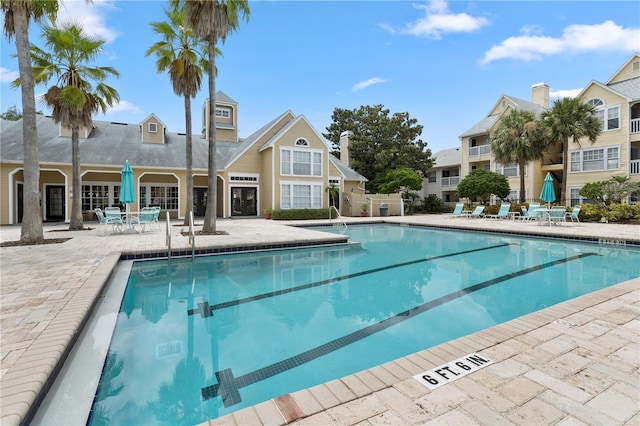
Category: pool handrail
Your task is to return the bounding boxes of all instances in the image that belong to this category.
[165,211,171,264]
[189,211,195,261]
[329,205,347,229]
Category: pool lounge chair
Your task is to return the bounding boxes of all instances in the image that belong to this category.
[565,205,581,223]
[485,203,511,219]
[95,208,124,235]
[449,203,467,217]
[467,205,485,218]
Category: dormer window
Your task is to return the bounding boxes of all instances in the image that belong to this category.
[148,123,158,133]
[215,107,230,118]
[295,138,309,147]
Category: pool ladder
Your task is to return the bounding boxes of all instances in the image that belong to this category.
[165,211,196,263]
[329,206,347,229]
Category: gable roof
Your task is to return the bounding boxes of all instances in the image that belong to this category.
[606,53,640,85]
[460,94,546,139]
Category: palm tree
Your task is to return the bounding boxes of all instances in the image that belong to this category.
[30,22,120,230]
[490,109,546,203]
[1,0,59,243]
[540,97,601,205]
[146,6,208,226]
[174,0,250,234]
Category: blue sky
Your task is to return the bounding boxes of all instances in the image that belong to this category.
[1,0,639,154]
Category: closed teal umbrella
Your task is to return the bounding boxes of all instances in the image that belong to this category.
[540,172,556,208]
[119,161,135,226]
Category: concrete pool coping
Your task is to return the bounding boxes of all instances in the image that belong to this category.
[0,216,638,425]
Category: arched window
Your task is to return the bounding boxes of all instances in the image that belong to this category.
[295,138,309,147]
[587,98,619,131]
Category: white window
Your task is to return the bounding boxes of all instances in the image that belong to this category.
[82,184,122,211]
[281,148,322,177]
[148,123,157,133]
[570,146,619,172]
[215,107,230,118]
[570,187,587,207]
[139,184,178,210]
[280,183,323,209]
[295,138,309,147]
[588,99,619,131]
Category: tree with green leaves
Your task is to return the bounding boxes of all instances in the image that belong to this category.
[457,168,510,204]
[580,176,640,206]
[323,104,432,194]
[540,97,601,205]
[27,22,120,230]
[490,109,546,203]
[377,166,423,194]
[2,0,59,243]
[146,6,208,226]
[1,105,23,120]
[175,0,250,234]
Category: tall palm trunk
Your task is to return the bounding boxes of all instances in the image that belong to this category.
[202,40,217,234]
[561,138,568,205]
[183,94,194,226]
[518,161,526,203]
[69,126,83,230]
[15,8,43,243]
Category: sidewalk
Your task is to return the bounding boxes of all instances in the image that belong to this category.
[1,216,638,425]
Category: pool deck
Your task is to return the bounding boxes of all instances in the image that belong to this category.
[0,215,638,425]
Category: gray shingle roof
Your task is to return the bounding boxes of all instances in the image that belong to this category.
[432,147,461,168]
[608,77,640,101]
[328,155,367,181]
[459,114,500,138]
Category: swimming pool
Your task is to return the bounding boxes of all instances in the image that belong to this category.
[87,224,639,425]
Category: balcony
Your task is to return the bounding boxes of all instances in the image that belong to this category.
[441,177,459,187]
[468,145,491,157]
[631,118,640,134]
[631,159,640,175]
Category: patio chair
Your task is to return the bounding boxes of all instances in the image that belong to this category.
[485,203,511,219]
[520,203,541,221]
[565,205,581,224]
[131,207,157,233]
[549,206,567,225]
[151,206,161,230]
[467,205,485,218]
[95,208,124,235]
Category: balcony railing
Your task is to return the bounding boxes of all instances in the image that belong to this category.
[441,177,460,187]
[631,118,640,134]
[631,159,640,175]
[468,145,491,157]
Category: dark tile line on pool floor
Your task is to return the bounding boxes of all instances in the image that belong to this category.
[200,251,597,408]
[188,242,511,317]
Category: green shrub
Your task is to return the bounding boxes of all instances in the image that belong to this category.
[577,203,640,222]
[421,195,446,214]
[271,208,337,220]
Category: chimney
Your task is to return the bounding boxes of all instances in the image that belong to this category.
[339,130,353,166]
[531,82,550,108]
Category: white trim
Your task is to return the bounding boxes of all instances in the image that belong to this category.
[138,172,180,213]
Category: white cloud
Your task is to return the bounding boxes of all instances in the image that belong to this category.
[0,67,19,83]
[57,0,119,42]
[482,20,640,63]
[104,100,142,115]
[383,0,489,39]
[352,77,388,92]
[550,88,583,99]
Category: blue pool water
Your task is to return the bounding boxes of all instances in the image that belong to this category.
[89,224,639,425]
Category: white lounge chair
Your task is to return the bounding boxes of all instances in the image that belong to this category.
[485,203,511,219]
[467,205,485,218]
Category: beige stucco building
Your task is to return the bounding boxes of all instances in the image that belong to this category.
[454,53,640,206]
[0,92,369,225]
